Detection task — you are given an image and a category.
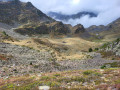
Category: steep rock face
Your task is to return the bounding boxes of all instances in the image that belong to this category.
[48,22,70,35]
[68,24,92,38]
[73,24,85,34]
[0,1,53,25]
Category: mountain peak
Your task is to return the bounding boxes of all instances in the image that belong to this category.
[0,0,54,25]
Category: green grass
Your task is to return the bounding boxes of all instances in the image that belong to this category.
[1,69,120,90]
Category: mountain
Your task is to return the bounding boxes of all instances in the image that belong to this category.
[0,0,89,37]
[48,11,98,21]
[0,0,54,25]
[87,18,120,41]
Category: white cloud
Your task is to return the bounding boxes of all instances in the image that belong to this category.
[20,0,120,27]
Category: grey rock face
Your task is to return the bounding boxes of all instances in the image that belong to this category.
[100,39,120,57]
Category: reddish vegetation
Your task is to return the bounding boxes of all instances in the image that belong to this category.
[96,84,120,90]
[0,54,7,60]
[0,54,12,61]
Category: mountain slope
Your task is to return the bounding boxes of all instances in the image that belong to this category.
[0,0,54,25]
[87,18,120,41]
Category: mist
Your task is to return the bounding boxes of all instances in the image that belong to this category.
[21,0,120,27]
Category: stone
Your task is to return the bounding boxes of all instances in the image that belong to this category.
[38,86,50,90]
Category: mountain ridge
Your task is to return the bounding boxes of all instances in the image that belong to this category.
[48,11,98,21]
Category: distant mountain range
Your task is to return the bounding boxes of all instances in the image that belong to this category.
[86,17,120,41]
[48,11,98,21]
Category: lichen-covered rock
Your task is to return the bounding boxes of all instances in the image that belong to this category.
[100,38,120,57]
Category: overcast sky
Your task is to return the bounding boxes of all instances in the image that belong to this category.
[21,0,120,27]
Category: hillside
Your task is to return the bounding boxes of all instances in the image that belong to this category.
[0,0,93,38]
[0,0,53,25]
[87,18,120,41]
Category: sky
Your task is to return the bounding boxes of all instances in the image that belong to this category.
[21,0,120,27]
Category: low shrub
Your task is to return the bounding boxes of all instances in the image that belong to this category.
[95,48,99,51]
[83,70,94,75]
[89,48,93,52]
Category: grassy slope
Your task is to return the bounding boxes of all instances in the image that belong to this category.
[4,37,101,61]
[0,68,120,90]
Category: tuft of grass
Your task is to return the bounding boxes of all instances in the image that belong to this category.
[83,70,95,75]
[41,76,50,80]
[45,81,60,87]
[72,76,85,83]
[54,73,61,77]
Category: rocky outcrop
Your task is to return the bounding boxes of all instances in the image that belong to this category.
[48,22,70,35]
[73,24,85,34]
[100,38,120,58]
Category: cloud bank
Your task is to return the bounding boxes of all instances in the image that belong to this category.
[21,0,120,27]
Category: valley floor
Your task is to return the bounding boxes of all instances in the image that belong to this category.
[0,42,120,79]
[0,27,120,90]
